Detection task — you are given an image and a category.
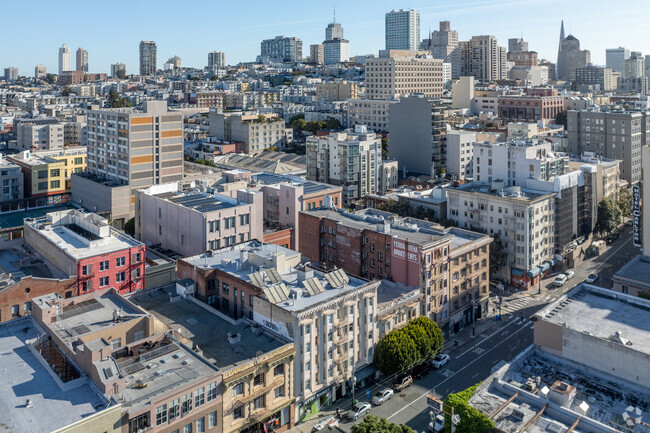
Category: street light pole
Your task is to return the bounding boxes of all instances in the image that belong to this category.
[538,274,541,295]
[350,376,357,409]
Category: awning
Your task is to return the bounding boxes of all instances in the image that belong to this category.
[528,267,541,277]
[354,364,377,383]
[512,268,525,277]
[540,262,550,272]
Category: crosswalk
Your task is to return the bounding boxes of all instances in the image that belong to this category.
[497,296,534,315]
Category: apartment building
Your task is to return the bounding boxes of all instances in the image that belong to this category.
[259,36,302,63]
[7,150,67,199]
[346,98,397,132]
[135,182,263,257]
[310,44,324,65]
[306,125,382,205]
[193,91,226,108]
[23,209,145,295]
[15,118,64,150]
[316,81,358,101]
[446,130,477,180]
[460,35,507,82]
[568,152,622,203]
[209,109,286,154]
[575,66,614,91]
[298,207,492,332]
[365,55,443,99]
[0,154,24,205]
[567,109,649,184]
[139,41,157,75]
[13,146,87,189]
[447,181,556,289]
[64,117,87,145]
[498,94,565,123]
[385,9,420,51]
[208,50,226,68]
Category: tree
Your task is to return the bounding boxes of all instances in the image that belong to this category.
[617,187,633,217]
[489,233,507,273]
[324,116,342,130]
[290,118,306,132]
[124,218,135,236]
[351,416,415,433]
[116,69,126,79]
[257,114,266,123]
[381,136,389,159]
[44,73,56,85]
[108,90,130,108]
[374,317,444,375]
[288,113,305,124]
[443,384,494,433]
[304,120,326,134]
[61,86,72,96]
[555,110,568,128]
[596,197,622,235]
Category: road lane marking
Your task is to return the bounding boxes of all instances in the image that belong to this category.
[387,324,532,421]
[454,320,518,358]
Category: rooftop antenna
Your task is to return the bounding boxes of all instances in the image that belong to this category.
[333,6,336,23]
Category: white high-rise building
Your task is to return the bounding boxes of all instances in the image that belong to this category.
[58,44,71,75]
[323,15,349,65]
[365,54,443,99]
[208,51,225,68]
[385,9,420,51]
[606,47,630,72]
[34,64,47,79]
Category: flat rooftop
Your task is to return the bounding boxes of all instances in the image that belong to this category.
[131,287,289,370]
[613,254,650,285]
[454,181,554,201]
[535,284,650,357]
[252,172,338,195]
[0,317,111,433]
[470,346,650,433]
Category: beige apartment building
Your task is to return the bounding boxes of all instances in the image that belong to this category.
[365,55,444,99]
[316,81,358,101]
[208,109,286,154]
[16,118,65,150]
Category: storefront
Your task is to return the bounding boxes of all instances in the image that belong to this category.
[298,386,333,422]
[241,402,294,433]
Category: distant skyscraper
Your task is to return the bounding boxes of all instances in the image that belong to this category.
[111,63,126,78]
[429,21,460,78]
[58,44,71,75]
[4,67,18,82]
[508,38,528,53]
[557,34,591,81]
[139,41,157,76]
[310,44,324,65]
[34,64,47,79]
[76,47,88,72]
[259,36,302,63]
[208,51,226,68]
[463,35,507,81]
[385,9,420,51]
[606,47,630,72]
[623,52,645,78]
[557,20,565,64]
[325,8,344,41]
[323,12,349,65]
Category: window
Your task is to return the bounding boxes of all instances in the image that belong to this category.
[232,383,244,397]
[181,392,193,416]
[183,424,192,433]
[111,338,122,350]
[195,387,205,407]
[50,169,60,177]
[208,411,217,428]
[254,373,265,386]
[233,406,243,419]
[156,404,168,425]
[274,364,284,376]
[305,361,311,371]
[99,260,109,271]
[275,385,285,399]
[116,272,125,282]
[304,323,311,335]
[116,256,125,267]
[38,182,47,191]
[50,180,60,189]
[254,395,265,410]
[133,253,141,263]
[82,264,91,275]
[99,276,109,287]
[305,342,311,353]
[196,417,205,433]
[206,382,217,402]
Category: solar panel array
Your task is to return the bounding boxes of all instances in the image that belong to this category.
[266,268,283,284]
[263,283,290,304]
[302,278,325,296]
[248,272,265,288]
[324,269,349,289]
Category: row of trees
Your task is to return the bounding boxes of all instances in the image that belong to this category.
[351,416,414,433]
[374,317,443,375]
[289,114,342,136]
[596,187,633,236]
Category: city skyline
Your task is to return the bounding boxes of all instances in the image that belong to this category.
[2,0,649,75]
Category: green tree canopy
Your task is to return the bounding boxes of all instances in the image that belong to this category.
[596,197,622,235]
[324,116,342,130]
[444,384,494,433]
[288,113,305,124]
[44,73,56,85]
[617,187,632,217]
[124,218,135,236]
[489,233,507,273]
[555,110,568,128]
[381,136,389,159]
[351,415,415,433]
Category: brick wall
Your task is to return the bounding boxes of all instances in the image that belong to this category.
[0,276,77,323]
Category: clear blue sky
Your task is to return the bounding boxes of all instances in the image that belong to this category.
[3,0,648,76]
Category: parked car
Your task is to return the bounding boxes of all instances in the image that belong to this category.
[428,414,445,433]
[346,402,371,420]
[553,274,568,287]
[371,388,394,405]
[393,375,413,392]
[431,353,450,369]
[312,415,339,432]
[585,273,599,283]
[412,362,432,379]
[565,270,575,279]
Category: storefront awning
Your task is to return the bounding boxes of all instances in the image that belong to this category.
[354,364,377,383]
[528,267,541,277]
[540,262,550,272]
[512,268,525,277]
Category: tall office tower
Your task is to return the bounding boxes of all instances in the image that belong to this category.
[208,51,225,68]
[508,38,528,53]
[365,54,443,99]
[111,63,126,78]
[4,67,18,82]
[139,41,157,75]
[34,64,47,79]
[323,13,349,65]
[385,9,420,51]
[466,35,506,81]
[606,47,630,72]
[623,52,645,78]
[259,36,303,63]
[75,47,88,72]
[310,44,324,64]
[557,20,565,64]
[325,10,343,41]
[430,21,460,78]
[557,35,591,81]
[58,44,71,75]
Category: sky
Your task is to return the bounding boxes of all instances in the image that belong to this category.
[2,0,649,76]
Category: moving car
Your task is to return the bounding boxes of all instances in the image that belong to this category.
[553,274,568,287]
[431,353,450,369]
[565,270,575,279]
[428,414,445,433]
[346,402,371,421]
[393,375,413,392]
[585,273,599,284]
[412,362,432,379]
[371,388,394,405]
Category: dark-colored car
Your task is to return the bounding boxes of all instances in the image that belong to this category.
[412,362,432,379]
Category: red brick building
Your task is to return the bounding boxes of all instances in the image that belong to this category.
[0,276,77,323]
[23,209,145,295]
[498,94,565,123]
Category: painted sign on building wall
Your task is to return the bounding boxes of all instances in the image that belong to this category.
[633,184,641,247]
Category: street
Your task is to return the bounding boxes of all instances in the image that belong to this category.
[291,226,640,433]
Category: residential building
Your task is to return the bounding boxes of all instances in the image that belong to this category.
[24,209,145,294]
[209,109,286,154]
[323,17,349,65]
[15,118,64,150]
[617,76,649,94]
[606,46,629,72]
[567,152,622,203]
[316,81,357,101]
[0,154,24,205]
[190,91,225,108]
[135,182,263,257]
[365,186,449,222]
[64,116,87,146]
[110,62,125,77]
[7,150,67,199]
[58,43,71,75]
[557,35,591,81]
[76,47,88,72]
[378,160,398,192]
[447,181,556,288]
[259,36,303,63]
[207,50,226,68]
[346,98,397,132]
[306,125,382,205]
[365,54,443,99]
[139,40,157,75]
[498,92,565,123]
[612,255,650,297]
[4,67,18,81]
[34,64,46,79]
[428,21,460,78]
[388,95,445,176]
[623,53,645,78]
[299,207,492,332]
[567,109,647,184]
[385,9,420,51]
[461,35,507,82]
[11,147,86,192]
[446,130,476,180]
[451,76,475,109]
[575,66,614,91]
[309,44,324,64]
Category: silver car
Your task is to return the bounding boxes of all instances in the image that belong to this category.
[346,402,371,420]
[371,388,394,405]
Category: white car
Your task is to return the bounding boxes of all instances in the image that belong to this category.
[346,402,371,420]
[565,270,575,279]
[371,388,394,405]
[431,353,450,368]
[585,273,599,284]
[553,274,568,287]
